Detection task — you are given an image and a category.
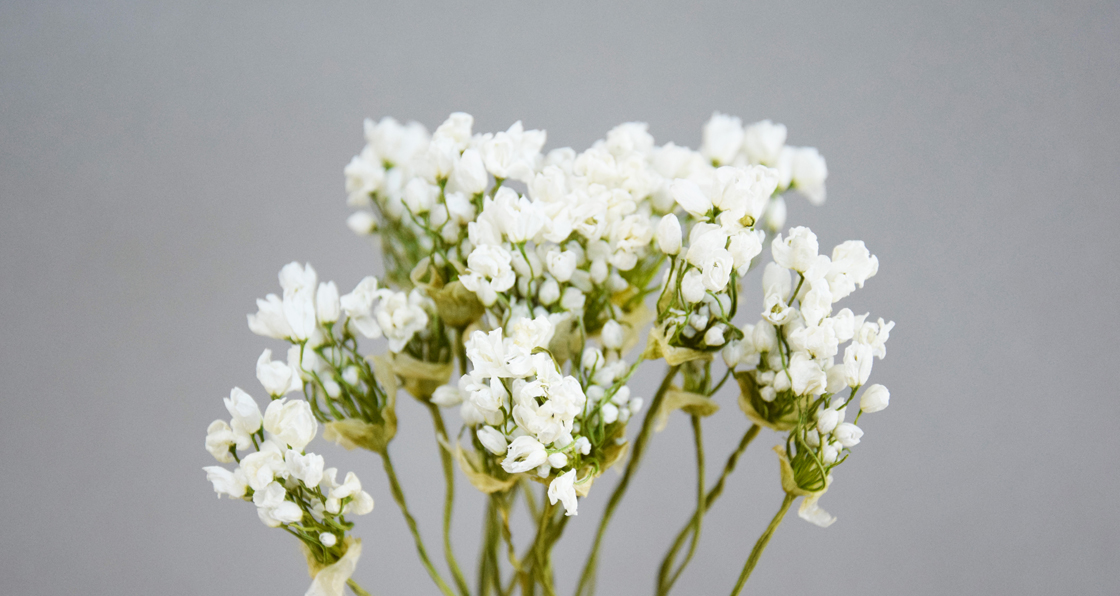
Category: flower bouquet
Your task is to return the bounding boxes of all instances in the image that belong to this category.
[202,112,894,596]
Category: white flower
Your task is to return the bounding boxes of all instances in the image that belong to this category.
[761,293,795,326]
[247,294,293,340]
[827,241,879,301]
[798,492,836,528]
[787,352,827,396]
[816,407,841,434]
[286,450,325,486]
[225,387,263,438]
[319,533,338,548]
[346,211,376,236]
[833,422,863,447]
[762,262,792,301]
[373,290,429,352]
[742,120,787,165]
[239,446,286,491]
[482,121,546,183]
[860,384,890,413]
[448,148,488,195]
[264,398,318,452]
[722,340,747,368]
[764,196,787,232]
[461,245,516,307]
[681,269,706,304]
[539,278,560,305]
[560,287,586,311]
[316,282,340,324]
[548,469,579,516]
[205,420,236,463]
[701,112,744,165]
[279,262,318,341]
[256,349,301,397]
[791,147,827,205]
[728,231,762,275]
[477,426,508,455]
[670,179,712,219]
[799,280,833,327]
[403,178,439,214]
[344,153,384,207]
[502,435,549,474]
[366,116,429,166]
[492,187,545,243]
[431,384,464,407]
[340,276,382,339]
[202,465,247,498]
[704,326,726,347]
[546,250,577,282]
[702,249,733,292]
[656,214,682,255]
[434,112,474,149]
[843,342,874,387]
[330,471,363,500]
[510,315,555,352]
[601,320,624,351]
[855,317,894,359]
[346,491,375,516]
[771,227,819,273]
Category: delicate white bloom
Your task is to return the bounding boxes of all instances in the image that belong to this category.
[347,491,375,516]
[601,320,624,350]
[279,262,318,341]
[330,471,363,500]
[366,116,429,166]
[833,422,863,447]
[477,426,508,455]
[340,276,382,338]
[434,112,474,149]
[239,446,286,491]
[248,294,293,340]
[702,249,733,292]
[762,292,795,326]
[670,179,712,219]
[546,250,577,282]
[263,398,318,452]
[286,450,325,487]
[681,269,707,304]
[316,281,340,324]
[346,211,376,236]
[764,196,787,232]
[319,532,338,548]
[728,230,763,275]
[203,465,247,499]
[798,493,836,528]
[225,387,263,437]
[860,384,890,413]
[704,326,726,347]
[791,147,828,205]
[448,148,488,195]
[771,227,819,273]
[560,287,586,311]
[538,278,560,305]
[788,352,827,396]
[656,213,682,255]
[722,340,747,368]
[482,121,546,183]
[205,420,236,463]
[548,469,579,516]
[461,245,516,307]
[493,187,546,243]
[799,280,833,327]
[432,384,464,407]
[548,452,569,469]
[685,224,727,267]
[843,342,875,387]
[373,290,429,352]
[827,241,879,301]
[702,112,744,165]
[816,408,841,434]
[855,318,894,359]
[344,153,384,207]
[743,120,787,165]
[575,436,592,455]
[502,436,549,474]
[256,349,301,397]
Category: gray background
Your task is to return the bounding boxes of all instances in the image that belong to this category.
[2,2,1117,595]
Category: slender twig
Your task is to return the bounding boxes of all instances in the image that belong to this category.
[378,450,457,596]
[347,578,373,596]
[426,401,472,596]
[657,415,705,594]
[729,494,795,596]
[657,424,760,594]
[574,364,680,596]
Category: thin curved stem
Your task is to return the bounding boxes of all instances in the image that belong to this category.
[657,415,705,595]
[729,493,795,596]
[379,450,457,596]
[347,578,373,596]
[574,364,680,596]
[426,401,472,596]
[657,424,760,595]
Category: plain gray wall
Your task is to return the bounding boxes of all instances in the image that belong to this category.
[2,2,1118,595]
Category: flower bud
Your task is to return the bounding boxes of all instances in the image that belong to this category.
[681,269,706,303]
[860,384,890,413]
[319,533,338,548]
[346,211,377,236]
[833,422,863,447]
[816,408,840,434]
[316,281,340,324]
[477,426,508,455]
[601,320,623,350]
[656,214,682,255]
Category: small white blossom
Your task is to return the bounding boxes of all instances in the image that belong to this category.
[548,469,579,516]
[833,422,863,448]
[860,384,890,413]
[263,398,318,452]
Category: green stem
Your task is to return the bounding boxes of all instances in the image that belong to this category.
[531,499,558,596]
[657,415,706,595]
[657,424,760,595]
[729,494,795,596]
[574,364,680,596]
[426,401,472,596]
[347,578,373,596]
[378,450,457,596]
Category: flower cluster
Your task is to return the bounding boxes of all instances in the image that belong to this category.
[203,385,373,559]
[725,227,893,526]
